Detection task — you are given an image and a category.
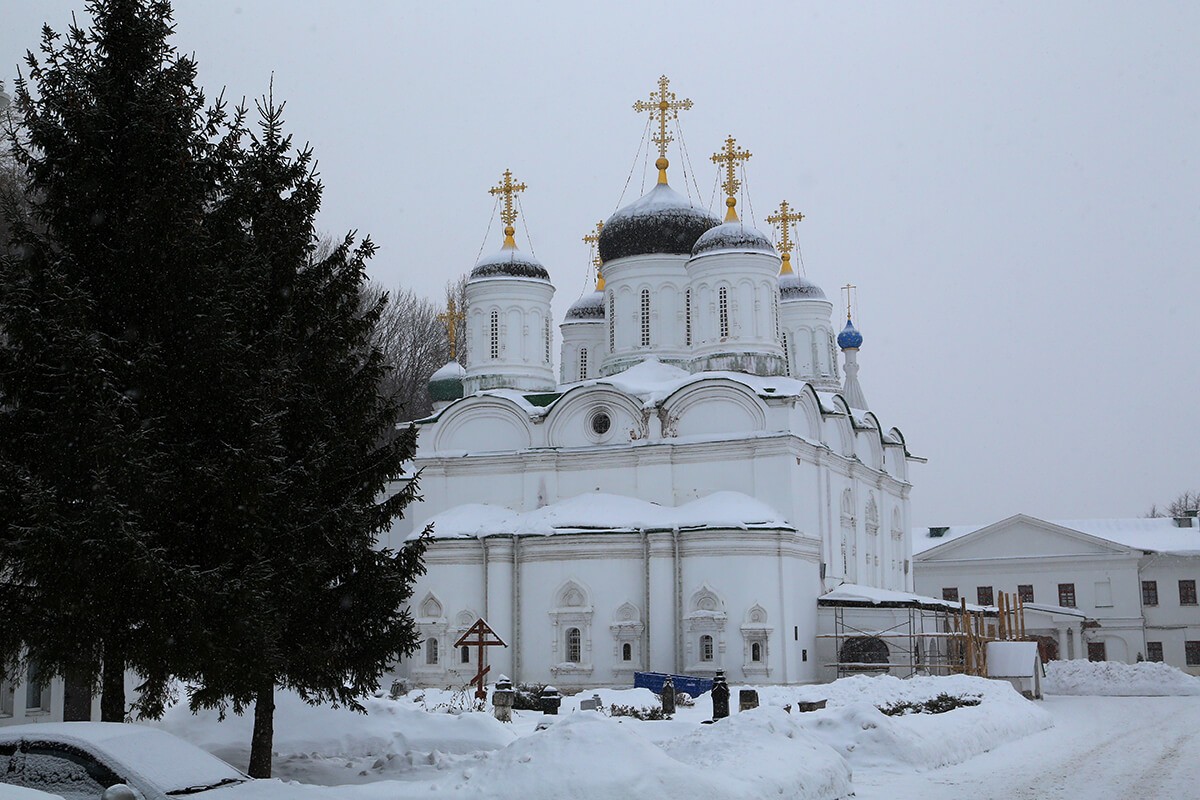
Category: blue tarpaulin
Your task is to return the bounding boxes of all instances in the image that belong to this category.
[634,671,714,698]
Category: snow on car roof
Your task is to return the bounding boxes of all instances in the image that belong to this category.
[0,723,246,794]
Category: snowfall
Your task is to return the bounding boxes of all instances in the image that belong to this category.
[107,659,1200,800]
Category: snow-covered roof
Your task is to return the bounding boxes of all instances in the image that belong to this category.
[913,516,1200,556]
[412,491,793,540]
[819,583,994,613]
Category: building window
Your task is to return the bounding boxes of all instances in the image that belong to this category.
[566,628,582,663]
[425,638,439,665]
[639,289,651,347]
[25,660,46,712]
[622,642,632,662]
[1180,579,1198,606]
[977,586,994,606]
[1017,584,1035,603]
[751,642,762,662]
[700,634,715,662]
[1143,581,1159,606]
[942,587,959,602]
[1146,641,1164,663]
[685,288,692,346]
[781,332,791,376]
[718,287,729,338]
[1087,641,1106,662]
[578,348,588,381]
[1187,641,1200,666]
[489,310,500,359]
[544,318,551,363]
[460,645,470,664]
[608,294,615,351]
[1058,583,1076,608]
[840,636,889,669]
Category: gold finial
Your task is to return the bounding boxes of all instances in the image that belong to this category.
[841,283,857,320]
[767,200,805,275]
[711,135,752,222]
[488,168,527,248]
[582,221,605,291]
[633,75,693,184]
[437,296,466,361]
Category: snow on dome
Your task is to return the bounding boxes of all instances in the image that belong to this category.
[430,361,466,382]
[599,182,721,263]
[470,247,550,281]
[564,290,605,322]
[415,490,792,540]
[779,273,827,301]
[428,360,466,403]
[690,221,776,258]
[837,317,863,349]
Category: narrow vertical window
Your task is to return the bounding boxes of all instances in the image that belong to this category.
[566,627,582,663]
[781,333,791,376]
[579,348,588,381]
[640,289,651,347]
[489,310,500,359]
[460,645,470,664]
[719,287,729,338]
[700,634,714,662]
[425,638,439,665]
[685,288,692,346]
[751,642,762,662]
[544,318,551,363]
[608,293,615,351]
[622,642,632,662]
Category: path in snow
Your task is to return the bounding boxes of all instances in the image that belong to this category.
[852,696,1200,800]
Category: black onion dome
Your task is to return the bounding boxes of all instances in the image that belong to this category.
[470,247,550,281]
[691,221,777,258]
[779,273,828,300]
[565,290,605,321]
[598,183,721,262]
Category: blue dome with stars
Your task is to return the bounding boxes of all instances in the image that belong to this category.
[837,318,863,349]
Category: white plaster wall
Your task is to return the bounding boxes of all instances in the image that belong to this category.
[1140,553,1200,674]
[463,276,555,392]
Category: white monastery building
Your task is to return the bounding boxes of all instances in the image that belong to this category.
[387,78,918,691]
[913,514,1200,675]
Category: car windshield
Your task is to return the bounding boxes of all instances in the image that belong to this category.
[80,728,247,794]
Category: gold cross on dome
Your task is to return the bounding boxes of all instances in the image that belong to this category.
[633,75,693,184]
[488,169,527,248]
[711,135,752,221]
[841,283,857,320]
[582,220,605,290]
[437,296,466,361]
[767,200,805,275]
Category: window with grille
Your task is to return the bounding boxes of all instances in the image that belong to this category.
[1187,641,1200,666]
[782,333,791,376]
[719,287,729,338]
[489,310,500,359]
[608,294,615,350]
[751,642,762,662]
[544,318,551,363]
[1142,580,1159,606]
[1018,584,1035,603]
[460,645,470,664]
[700,634,714,662]
[685,288,692,346]
[1058,583,1076,608]
[622,642,632,662]
[1147,641,1164,662]
[977,586,994,606]
[1180,579,1198,605]
[566,627,582,663]
[425,638,438,665]
[640,289,651,347]
[579,348,588,381]
[1087,641,1106,662]
[942,587,959,602]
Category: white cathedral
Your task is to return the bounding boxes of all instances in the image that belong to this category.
[389,79,917,690]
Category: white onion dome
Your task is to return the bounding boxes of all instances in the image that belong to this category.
[469,247,550,281]
[778,273,828,301]
[598,182,721,262]
[427,361,466,403]
[691,221,776,258]
[564,290,605,321]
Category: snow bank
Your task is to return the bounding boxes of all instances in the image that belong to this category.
[1043,659,1200,696]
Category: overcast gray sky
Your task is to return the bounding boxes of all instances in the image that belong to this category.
[4,1,1197,528]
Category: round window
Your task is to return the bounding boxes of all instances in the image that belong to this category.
[590,410,612,436]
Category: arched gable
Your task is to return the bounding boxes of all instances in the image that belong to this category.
[418,592,444,621]
[432,395,534,454]
[544,385,645,447]
[662,379,767,439]
[554,579,592,611]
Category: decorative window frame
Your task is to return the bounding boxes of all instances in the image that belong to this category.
[412,593,449,677]
[550,580,595,677]
[609,602,644,678]
[684,585,727,675]
[740,604,773,678]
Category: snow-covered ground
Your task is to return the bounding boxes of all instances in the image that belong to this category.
[1043,658,1200,696]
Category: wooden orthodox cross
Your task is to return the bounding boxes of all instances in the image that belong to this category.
[436,297,465,361]
[633,76,693,182]
[711,135,752,220]
[453,618,508,700]
[767,200,805,275]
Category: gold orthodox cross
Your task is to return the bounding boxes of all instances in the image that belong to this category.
[488,168,527,247]
[767,200,805,274]
[711,135,752,221]
[583,220,604,289]
[633,75,693,183]
[842,283,857,319]
[437,297,465,361]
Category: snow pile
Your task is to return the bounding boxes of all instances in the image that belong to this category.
[1043,659,1200,696]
